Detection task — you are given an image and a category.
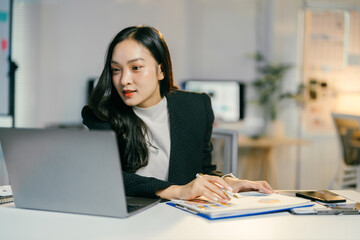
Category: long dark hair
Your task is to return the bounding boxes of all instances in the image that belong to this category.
[88,26,177,172]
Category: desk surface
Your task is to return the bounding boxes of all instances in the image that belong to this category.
[238,135,310,148]
[1,190,360,240]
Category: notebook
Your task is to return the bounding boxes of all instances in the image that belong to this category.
[0,127,160,218]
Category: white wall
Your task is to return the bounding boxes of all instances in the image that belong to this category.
[13,0,259,128]
[184,0,257,80]
[15,0,188,127]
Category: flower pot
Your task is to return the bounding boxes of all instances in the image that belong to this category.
[265,120,285,138]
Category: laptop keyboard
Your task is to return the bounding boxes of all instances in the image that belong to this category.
[127,204,143,213]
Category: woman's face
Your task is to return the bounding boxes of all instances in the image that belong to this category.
[111,39,164,108]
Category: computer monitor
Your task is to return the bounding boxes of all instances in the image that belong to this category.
[181,80,245,121]
[87,78,246,122]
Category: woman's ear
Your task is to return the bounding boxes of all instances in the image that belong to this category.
[157,64,165,80]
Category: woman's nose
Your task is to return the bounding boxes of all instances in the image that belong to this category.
[120,70,132,85]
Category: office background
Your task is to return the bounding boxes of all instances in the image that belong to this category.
[1,0,360,190]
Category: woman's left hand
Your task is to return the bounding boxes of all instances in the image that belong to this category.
[224,177,274,194]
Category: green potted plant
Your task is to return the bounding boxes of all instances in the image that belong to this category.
[249,52,305,137]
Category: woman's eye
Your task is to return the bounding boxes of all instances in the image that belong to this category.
[111,68,120,74]
[132,66,142,71]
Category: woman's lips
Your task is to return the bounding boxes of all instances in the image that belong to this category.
[123,90,136,98]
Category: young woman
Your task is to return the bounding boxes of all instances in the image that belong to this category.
[82,25,274,203]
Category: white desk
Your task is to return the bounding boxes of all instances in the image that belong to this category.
[1,190,360,240]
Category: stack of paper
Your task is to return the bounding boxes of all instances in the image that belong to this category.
[0,185,13,204]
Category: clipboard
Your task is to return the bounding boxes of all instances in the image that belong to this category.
[166,201,313,220]
[166,192,313,220]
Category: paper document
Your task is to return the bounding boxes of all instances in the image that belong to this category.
[168,192,312,220]
[290,199,360,215]
[0,185,12,197]
[0,185,13,204]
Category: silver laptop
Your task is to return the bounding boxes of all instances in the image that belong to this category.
[0,128,160,218]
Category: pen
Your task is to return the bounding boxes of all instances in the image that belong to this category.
[196,173,238,199]
[215,183,239,199]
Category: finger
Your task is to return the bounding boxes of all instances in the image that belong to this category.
[200,174,233,191]
[202,190,223,203]
[212,178,234,192]
[205,181,231,201]
[239,180,271,194]
[262,181,274,193]
[199,174,233,197]
[255,181,274,194]
[203,189,231,203]
[197,176,230,201]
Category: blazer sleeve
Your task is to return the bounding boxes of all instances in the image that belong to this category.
[81,106,173,198]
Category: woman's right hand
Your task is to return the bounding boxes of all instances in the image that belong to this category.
[156,174,232,203]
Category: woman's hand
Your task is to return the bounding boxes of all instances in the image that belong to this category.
[156,174,233,203]
[223,177,274,194]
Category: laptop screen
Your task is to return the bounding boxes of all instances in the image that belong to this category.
[0,128,159,217]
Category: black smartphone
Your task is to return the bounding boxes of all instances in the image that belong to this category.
[295,190,346,203]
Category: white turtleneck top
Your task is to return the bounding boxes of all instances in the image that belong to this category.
[133,97,170,181]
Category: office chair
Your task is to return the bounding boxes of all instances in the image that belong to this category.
[332,113,360,190]
[211,128,238,176]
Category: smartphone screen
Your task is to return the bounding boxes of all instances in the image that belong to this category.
[295,190,346,203]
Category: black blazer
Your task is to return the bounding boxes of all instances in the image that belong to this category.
[82,90,221,198]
